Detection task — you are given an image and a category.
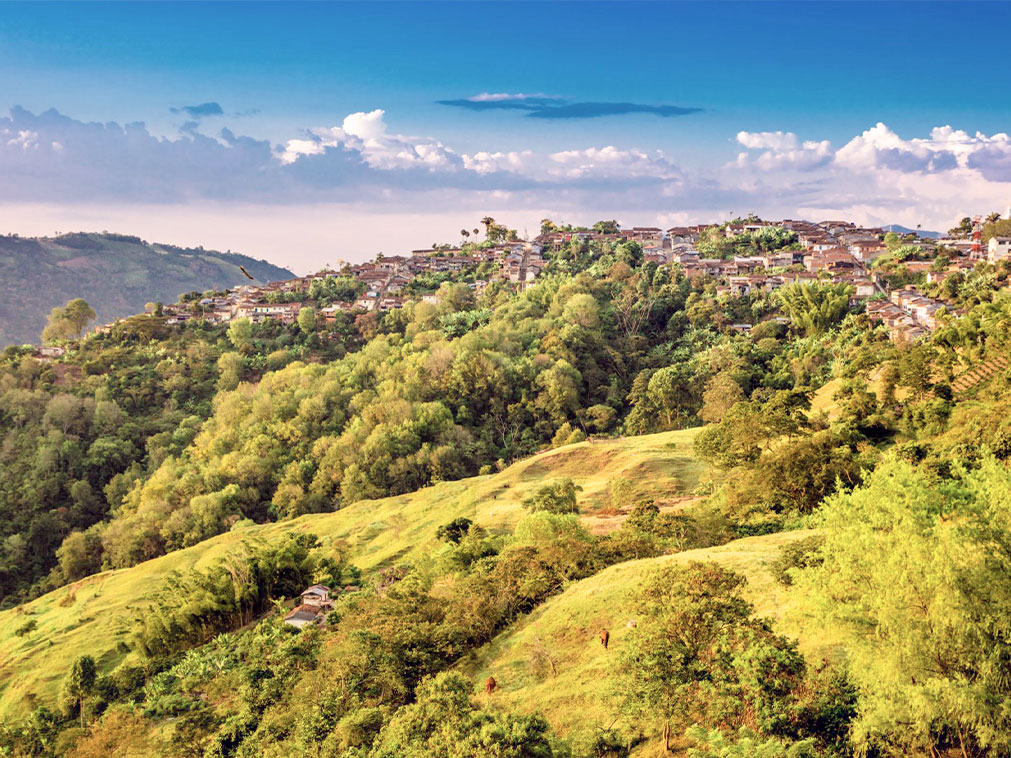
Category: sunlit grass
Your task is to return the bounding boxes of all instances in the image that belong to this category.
[458,529,839,754]
[0,429,703,718]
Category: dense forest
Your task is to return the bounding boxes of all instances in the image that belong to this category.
[0,232,293,346]
[3,224,1011,756]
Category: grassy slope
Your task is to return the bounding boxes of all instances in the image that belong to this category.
[809,367,908,421]
[459,529,839,752]
[0,429,703,719]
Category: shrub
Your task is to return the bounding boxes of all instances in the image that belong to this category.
[522,479,582,514]
[15,619,37,637]
[770,536,825,586]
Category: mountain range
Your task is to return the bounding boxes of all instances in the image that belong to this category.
[0,232,293,346]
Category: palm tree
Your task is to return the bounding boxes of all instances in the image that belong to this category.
[481,216,495,237]
[986,212,1001,225]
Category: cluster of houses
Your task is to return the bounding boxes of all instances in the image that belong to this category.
[865,287,953,342]
[150,240,546,328]
[78,215,1008,345]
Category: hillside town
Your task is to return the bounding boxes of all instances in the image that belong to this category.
[83,214,1011,346]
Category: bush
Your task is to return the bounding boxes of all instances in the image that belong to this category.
[436,518,473,544]
[15,618,37,637]
[770,536,825,586]
[522,479,582,514]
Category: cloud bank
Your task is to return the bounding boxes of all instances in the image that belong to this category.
[4,105,1011,268]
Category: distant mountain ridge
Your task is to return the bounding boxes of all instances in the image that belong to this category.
[0,232,294,345]
[883,223,940,239]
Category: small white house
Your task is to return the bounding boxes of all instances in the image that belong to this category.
[988,237,1011,263]
[300,585,331,606]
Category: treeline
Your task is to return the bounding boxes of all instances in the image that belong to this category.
[0,309,367,605]
[130,534,358,659]
[76,250,847,574]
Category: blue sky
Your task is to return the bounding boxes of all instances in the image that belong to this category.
[1,1,1009,270]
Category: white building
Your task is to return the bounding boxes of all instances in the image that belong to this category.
[987,236,1011,263]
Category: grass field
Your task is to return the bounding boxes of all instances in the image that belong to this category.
[458,528,839,754]
[0,429,704,719]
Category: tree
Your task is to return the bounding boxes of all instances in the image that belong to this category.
[522,479,582,514]
[61,655,97,727]
[57,529,103,582]
[561,293,600,329]
[216,351,246,391]
[297,306,316,335]
[593,220,620,234]
[437,517,473,544]
[948,217,973,238]
[42,298,96,343]
[615,241,643,268]
[227,317,253,351]
[647,364,696,429]
[481,216,495,237]
[368,672,556,757]
[799,456,1011,756]
[694,392,810,469]
[898,344,935,399]
[619,562,806,749]
[774,283,852,336]
[535,361,581,424]
[700,373,745,424]
[981,218,1011,249]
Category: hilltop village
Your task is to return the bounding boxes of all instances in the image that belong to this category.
[84,214,1009,346]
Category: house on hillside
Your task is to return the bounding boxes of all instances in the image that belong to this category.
[284,605,323,629]
[804,249,859,273]
[33,346,66,361]
[301,584,332,606]
[988,237,1011,263]
[284,584,336,629]
[234,302,302,324]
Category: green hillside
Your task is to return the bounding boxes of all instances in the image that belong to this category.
[458,529,835,750]
[0,429,703,719]
[0,232,293,345]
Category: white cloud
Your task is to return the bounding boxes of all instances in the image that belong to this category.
[547,146,679,180]
[281,109,460,171]
[279,137,324,164]
[6,129,40,151]
[340,109,387,140]
[731,136,833,173]
[462,150,536,175]
[736,130,799,151]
